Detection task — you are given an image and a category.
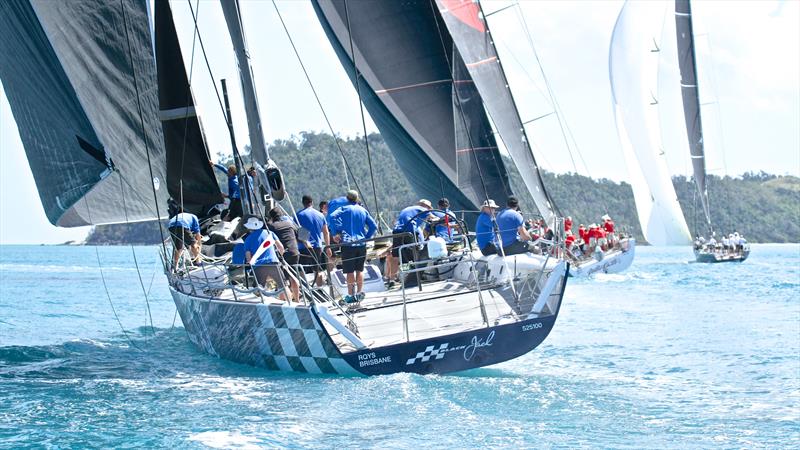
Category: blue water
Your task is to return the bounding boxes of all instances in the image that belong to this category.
[1,244,798,448]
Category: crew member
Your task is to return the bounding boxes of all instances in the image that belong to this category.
[297,195,332,286]
[432,198,456,241]
[213,162,243,221]
[602,214,616,247]
[330,190,378,304]
[475,199,499,256]
[386,199,433,281]
[243,216,288,298]
[564,216,573,234]
[268,207,301,301]
[495,196,534,256]
[167,202,202,267]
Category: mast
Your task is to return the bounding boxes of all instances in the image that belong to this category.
[219,0,269,165]
[675,0,712,234]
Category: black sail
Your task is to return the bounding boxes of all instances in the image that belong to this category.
[434,0,556,222]
[0,0,168,226]
[452,49,510,205]
[312,0,512,212]
[155,0,223,217]
[675,0,711,230]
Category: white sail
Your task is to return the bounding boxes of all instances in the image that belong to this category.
[609,1,691,246]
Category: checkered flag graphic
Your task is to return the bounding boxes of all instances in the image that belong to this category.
[406,343,449,365]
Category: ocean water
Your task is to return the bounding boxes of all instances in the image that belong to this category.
[0,244,798,448]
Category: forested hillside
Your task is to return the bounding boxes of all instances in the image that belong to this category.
[86,132,800,244]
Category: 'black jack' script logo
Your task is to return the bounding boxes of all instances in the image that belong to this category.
[463,330,495,361]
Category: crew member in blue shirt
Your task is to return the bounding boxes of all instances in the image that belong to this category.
[167,203,202,267]
[330,190,377,303]
[385,199,433,282]
[297,195,332,286]
[212,162,243,221]
[432,198,456,241]
[243,216,292,300]
[326,195,349,231]
[495,196,534,256]
[475,199,499,256]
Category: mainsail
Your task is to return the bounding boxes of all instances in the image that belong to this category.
[434,0,557,223]
[609,0,692,245]
[675,0,712,232]
[154,0,223,217]
[312,0,512,212]
[0,0,168,227]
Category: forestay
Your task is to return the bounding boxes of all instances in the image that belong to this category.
[0,0,168,226]
[609,0,691,245]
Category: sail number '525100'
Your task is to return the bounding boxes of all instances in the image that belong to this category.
[522,322,543,332]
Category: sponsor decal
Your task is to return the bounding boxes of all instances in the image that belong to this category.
[463,331,494,361]
[405,330,497,365]
[357,351,392,368]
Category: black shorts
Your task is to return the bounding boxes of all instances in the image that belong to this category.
[226,198,243,221]
[391,231,416,261]
[283,252,300,266]
[341,245,367,274]
[253,264,285,289]
[169,226,194,250]
[300,247,325,273]
[480,242,497,256]
[502,240,530,256]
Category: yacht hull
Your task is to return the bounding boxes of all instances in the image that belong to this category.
[570,238,636,277]
[169,265,568,376]
[694,249,750,263]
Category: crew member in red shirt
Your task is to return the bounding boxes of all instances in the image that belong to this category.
[602,214,616,247]
[597,226,608,251]
[564,216,573,233]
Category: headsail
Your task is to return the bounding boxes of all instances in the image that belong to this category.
[311,0,512,212]
[609,0,692,245]
[154,0,223,217]
[675,0,712,232]
[434,0,557,223]
[0,0,168,227]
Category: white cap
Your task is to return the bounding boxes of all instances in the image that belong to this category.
[482,199,499,208]
[243,217,264,230]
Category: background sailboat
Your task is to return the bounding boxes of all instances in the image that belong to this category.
[609,0,692,246]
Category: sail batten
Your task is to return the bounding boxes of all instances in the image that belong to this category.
[0,0,168,227]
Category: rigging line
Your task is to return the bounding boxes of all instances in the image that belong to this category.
[178,0,203,213]
[120,0,168,258]
[475,0,559,217]
[121,0,165,335]
[82,197,142,351]
[270,0,363,197]
[343,0,381,224]
[118,171,157,337]
[512,2,579,177]
[427,0,491,206]
[186,0,237,149]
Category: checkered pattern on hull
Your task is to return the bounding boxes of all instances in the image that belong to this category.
[253,305,357,375]
[171,290,358,375]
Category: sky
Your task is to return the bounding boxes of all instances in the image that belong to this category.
[1,0,798,244]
